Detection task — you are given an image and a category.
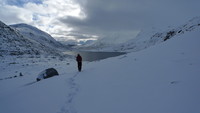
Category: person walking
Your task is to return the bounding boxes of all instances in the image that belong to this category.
[76,54,82,72]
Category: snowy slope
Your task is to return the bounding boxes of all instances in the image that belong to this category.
[0,22,200,113]
[10,23,69,50]
[0,21,63,56]
[74,29,200,113]
[115,16,200,52]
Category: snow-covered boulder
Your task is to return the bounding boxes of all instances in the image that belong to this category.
[36,68,59,81]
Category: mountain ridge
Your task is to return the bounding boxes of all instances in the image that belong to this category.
[115,16,200,52]
[0,21,64,57]
[10,23,69,50]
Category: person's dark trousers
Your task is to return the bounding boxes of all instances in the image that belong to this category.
[78,62,82,72]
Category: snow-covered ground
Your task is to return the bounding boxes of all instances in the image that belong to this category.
[0,28,200,113]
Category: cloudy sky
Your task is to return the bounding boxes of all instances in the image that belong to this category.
[0,0,199,43]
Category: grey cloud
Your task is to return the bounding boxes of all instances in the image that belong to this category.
[67,32,96,39]
[60,0,200,41]
[1,0,199,42]
[60,0,145,31]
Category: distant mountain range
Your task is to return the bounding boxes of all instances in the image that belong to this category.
[0,21,68,57]
[78,17,200,52]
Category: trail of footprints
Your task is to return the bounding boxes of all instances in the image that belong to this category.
[58,73,80,113]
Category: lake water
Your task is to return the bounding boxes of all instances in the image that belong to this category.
[64,51,126,62]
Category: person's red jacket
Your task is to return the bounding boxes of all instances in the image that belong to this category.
[76,54,82,62]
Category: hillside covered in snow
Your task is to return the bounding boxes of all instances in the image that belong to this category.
[0,21,67,57]
[10,23,69,50]
[115,17,200,52]
[0,16,200,113]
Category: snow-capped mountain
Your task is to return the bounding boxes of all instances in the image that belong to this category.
[0,21,63,56]
[10,23,69,50]
[115,17,200,52]
[76,36,130,51]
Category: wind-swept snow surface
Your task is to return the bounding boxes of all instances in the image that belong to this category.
[0,27,200,113]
